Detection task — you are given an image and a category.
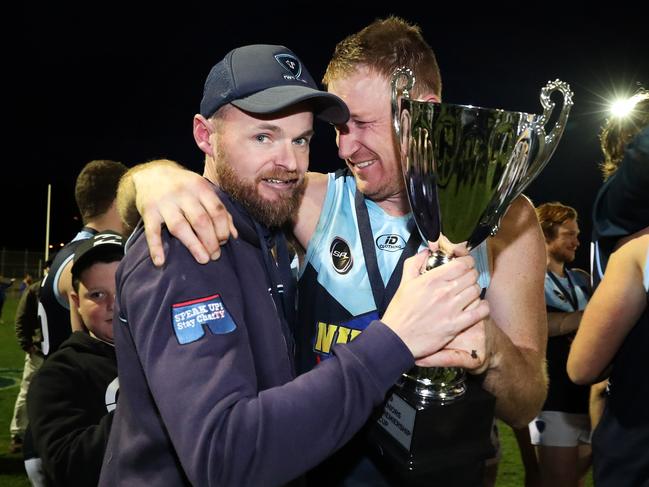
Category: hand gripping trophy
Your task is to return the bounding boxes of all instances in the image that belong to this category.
[370,68,573,481]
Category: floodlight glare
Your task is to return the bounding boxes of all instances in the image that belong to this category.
[610,98,635,118]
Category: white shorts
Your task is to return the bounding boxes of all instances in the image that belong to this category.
[529,411,591,447]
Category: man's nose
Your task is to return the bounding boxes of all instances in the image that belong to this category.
[276,140,299,171]
[337,126,359,161]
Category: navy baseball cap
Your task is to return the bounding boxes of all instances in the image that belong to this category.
[71,232,125,279]
[200,44,349,124]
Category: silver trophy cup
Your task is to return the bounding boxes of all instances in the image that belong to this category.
[370,71,573,479]
[391,68,573,403]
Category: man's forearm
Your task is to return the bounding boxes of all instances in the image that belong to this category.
[547,311,582,337]
[482,322,547,428]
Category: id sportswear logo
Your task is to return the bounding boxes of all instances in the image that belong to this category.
[376,234,406,252]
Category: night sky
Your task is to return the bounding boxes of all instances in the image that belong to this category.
[9,4,648,272]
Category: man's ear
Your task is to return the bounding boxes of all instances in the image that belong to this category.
[70,290,80,310]
[193,114,215,156]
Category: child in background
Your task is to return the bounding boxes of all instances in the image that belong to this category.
[27,232,124,487]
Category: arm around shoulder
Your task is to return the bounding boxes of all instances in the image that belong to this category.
[116,159,184,235]
[117,159,237,266]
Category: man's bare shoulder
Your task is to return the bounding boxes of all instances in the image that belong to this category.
[304,171,328,193]
[293,171,331,250]
[490,196,538,247]
[613,229,649,267]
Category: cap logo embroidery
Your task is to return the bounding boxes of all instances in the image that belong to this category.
[274,54,302,79]
[171,293,236,345]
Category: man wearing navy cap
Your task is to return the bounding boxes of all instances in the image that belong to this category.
[100,44,488,486]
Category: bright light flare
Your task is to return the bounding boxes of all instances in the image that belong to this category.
[609,97,635,118]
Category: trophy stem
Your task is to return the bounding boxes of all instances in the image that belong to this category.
[405,249,467,404]
[424,249,449,272]
[400,366,467,404]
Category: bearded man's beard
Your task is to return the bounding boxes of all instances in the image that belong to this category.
[216,159,306,228]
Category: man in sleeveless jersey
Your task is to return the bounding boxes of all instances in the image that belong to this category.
[527,202,592,486]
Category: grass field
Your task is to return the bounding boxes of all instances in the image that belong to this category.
[0,294,30,487]
[0,294,593,486]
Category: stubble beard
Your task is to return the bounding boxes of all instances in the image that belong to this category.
[550,247,576,265]
[353,170,405,203]
[348,152,405,203]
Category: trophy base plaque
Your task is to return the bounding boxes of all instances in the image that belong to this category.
[368,377,496,486]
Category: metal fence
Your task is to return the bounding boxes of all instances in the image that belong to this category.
[0,249,46,296]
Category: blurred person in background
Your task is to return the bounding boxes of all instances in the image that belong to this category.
[568,227,648,486]
[526,202,592,487]
[9,257,53,454]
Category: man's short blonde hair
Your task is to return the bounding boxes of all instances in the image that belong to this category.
[323,16,442,100]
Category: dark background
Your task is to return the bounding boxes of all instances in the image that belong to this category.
[8,4,648,272]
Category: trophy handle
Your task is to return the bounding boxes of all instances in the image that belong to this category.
[390,67,415,140]
[514,79,574,195]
